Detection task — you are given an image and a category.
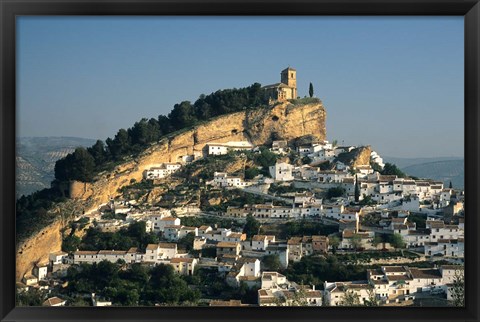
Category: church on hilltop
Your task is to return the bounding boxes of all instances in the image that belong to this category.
[262,67,298,102]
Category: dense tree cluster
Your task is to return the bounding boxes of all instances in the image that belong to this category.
[279,220,338,239]
[62,262,199,306]
[326,186,346,199]
[380,162,407,178]
[284,254,367,289]
[53,83,265,183]
[243,214,261,238]
[76,221,159,252]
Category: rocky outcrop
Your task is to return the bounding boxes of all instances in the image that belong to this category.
[69,100,326,206]
[16,99,327,281]
[335,146,372,168]
[351,146,372,168]
[16,220,63,281]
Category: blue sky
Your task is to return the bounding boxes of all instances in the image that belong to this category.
[17,16,464,158]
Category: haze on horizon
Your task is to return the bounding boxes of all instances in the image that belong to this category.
[17,16,464,158]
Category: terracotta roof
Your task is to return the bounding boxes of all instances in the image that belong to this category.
[74,251,98,255]
[386,274,412,281]
[146,244,159,251]
[252,235,267,241]
[160,217,178,221]
[42,297,65,306]
[383,266,407,273]
[312,235,328,242]
[158,243,177,249]
[181,226,197,230]
[287,237,302,245]
[98,250,127,255]
[217,242,239,248]
[409,268,442,279]
[170,257,194,263]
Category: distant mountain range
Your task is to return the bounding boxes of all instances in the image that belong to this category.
[383,156,464,190]
[16,137,96,198]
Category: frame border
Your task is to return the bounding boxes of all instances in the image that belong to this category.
[1,1,479,321]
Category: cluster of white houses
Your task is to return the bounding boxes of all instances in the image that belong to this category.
[73,243,198,276]
[143,163,182,180]
[324,264,463,305]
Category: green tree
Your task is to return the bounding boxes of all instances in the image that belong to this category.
[371,235,382,248]
[87,140,108,166]
[329,235,340,254]
[451,270,464,306]
[301,156,312,165]
[449,181,453,189]
[359,194,376,206]
[243,214,260,238]
[274,287,309,306]
[16,287,46,306]
[262,254,282,271]
[381,163,407,178]
[364,287,379,306]
[354,175,360,202]
[177,232,195,252]
[326,187,345,199]
[309,82,314,98]
[350,233,362,251]
[168,101,198,130]
[389,233,406,250]
[106,128,131,160]
[339,290,361,306]
[62,234,81,253]
[255,148,278,168]
[244,167,260,180]
[54,147,95,182]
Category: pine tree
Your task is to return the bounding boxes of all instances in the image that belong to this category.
[309,82,314,98]
[451,270,465,306]
[354,175,360,202]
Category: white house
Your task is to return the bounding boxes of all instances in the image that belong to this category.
[169,258,198,276]
[324,281,372,306]
[155,217,181,232]
[207,141,254,155]
[33,263,48,280]
[269,162,294,181]
[143,163,182,180]
[49,251,68,265]
[424,239,464,258]
[212,172,253,188]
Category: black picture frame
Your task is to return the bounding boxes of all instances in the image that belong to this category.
[1,1,479,321]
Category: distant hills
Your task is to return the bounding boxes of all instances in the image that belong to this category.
[16,137,96,198]
[384,156,464,190]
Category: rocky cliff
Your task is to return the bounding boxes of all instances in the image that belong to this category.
[16,100,327,280]
[68,100,327,204]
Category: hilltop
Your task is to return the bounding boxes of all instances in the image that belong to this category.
[15,98,327,280]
